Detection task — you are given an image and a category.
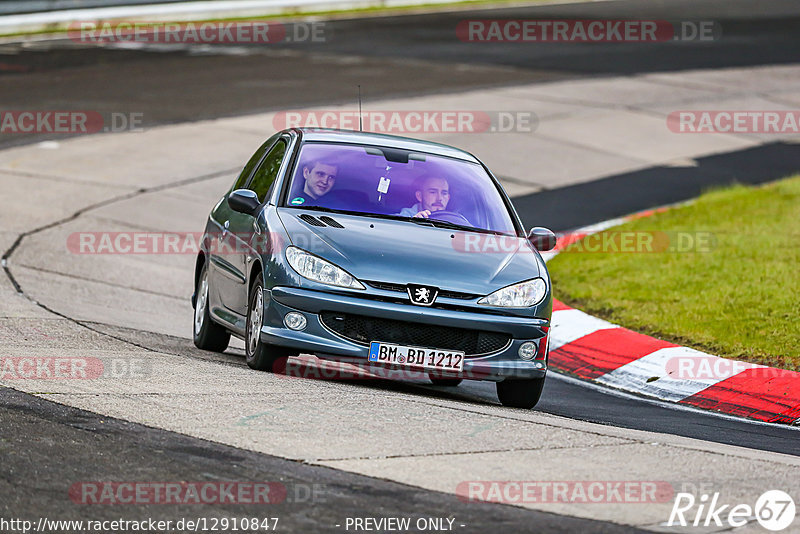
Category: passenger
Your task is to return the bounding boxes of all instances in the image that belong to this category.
[289,158,338,206]
[397,175,450,218]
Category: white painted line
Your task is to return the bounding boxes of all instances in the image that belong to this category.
[544,218,627,263]
[568,217,626,236]
[539,250,558,263]
[549,308,617,352]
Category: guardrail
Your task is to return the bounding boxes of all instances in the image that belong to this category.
[0,1,192,15]
[0,0,463,35]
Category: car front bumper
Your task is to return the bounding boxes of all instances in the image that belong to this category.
[260,286,549,381]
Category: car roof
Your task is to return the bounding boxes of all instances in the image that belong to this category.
[292,128,480,163]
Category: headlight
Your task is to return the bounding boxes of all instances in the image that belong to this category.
[478,278,547,308]
[285,247,364,290]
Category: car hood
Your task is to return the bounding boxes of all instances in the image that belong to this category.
[278,209,542,295]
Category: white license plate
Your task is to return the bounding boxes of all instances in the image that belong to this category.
[368,342,464,372]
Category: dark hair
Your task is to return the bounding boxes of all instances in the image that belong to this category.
[413,173,448,192]
[303,158,339,173]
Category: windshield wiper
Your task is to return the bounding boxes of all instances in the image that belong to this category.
[288,206,416,223]
[406,217,506,236]
[288,206,385,219]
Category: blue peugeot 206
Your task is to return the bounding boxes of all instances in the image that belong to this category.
[192,128,557,408]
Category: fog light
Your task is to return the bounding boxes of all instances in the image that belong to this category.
[284,312,307,331]
[518,341,537,360]
[534,361,545,369]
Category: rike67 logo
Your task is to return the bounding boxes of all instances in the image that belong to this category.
[668,490,796,531]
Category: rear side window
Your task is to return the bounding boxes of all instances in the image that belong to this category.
[249,140,287,202]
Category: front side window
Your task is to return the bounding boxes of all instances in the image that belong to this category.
[232,134,279,191]
[249,140,287,202]
[283,142,517,235]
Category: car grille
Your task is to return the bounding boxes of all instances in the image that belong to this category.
[364,280,479,300]
[319,312,510,356]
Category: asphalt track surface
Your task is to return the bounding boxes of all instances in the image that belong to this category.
[1,387,646,533]
[2,0,800,529]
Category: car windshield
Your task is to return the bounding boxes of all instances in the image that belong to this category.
[283,142,518,235]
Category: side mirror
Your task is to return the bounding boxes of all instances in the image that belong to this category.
[228,189,260,216]
[527,227,557,252]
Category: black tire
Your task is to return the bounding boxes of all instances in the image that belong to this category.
[245,273,291,371]
[193,263,230,352]
[496,377,545,409]
[429,375,463,387]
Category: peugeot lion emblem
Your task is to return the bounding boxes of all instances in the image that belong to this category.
[407,284,439,307]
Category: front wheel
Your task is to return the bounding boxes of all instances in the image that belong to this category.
[429,374,463,387]
[245,273,291,371]
[496,377,545,409]
[193,263,230,352]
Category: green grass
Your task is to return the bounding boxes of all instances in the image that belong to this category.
[548,175,800,371]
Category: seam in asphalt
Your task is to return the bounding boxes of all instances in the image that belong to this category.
[496,174,549,190]
[314,442,635,463]
[0,168,136,189]
[15,263,188,301]
[0,166,240,354]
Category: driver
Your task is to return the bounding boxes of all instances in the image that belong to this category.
[397,175,450,218]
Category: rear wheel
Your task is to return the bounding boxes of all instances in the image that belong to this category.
[496,377,545,409]
[245,273,291,371]
[193,263,230,352]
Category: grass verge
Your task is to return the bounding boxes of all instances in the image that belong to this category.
[548,175,800,371]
